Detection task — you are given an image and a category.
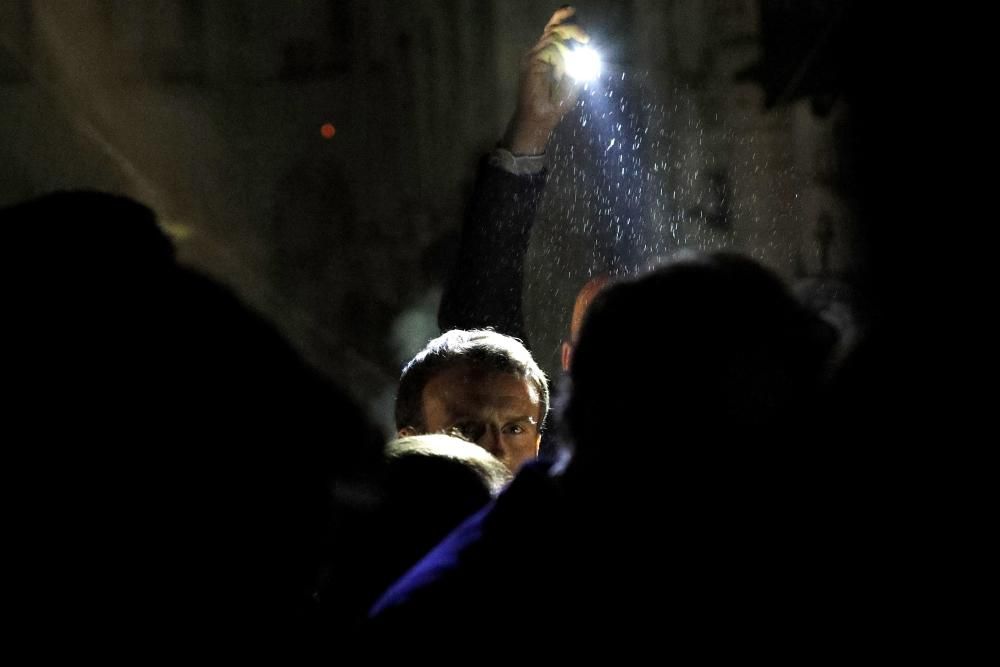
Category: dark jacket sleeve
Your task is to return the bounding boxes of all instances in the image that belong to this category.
[437,157,548,345]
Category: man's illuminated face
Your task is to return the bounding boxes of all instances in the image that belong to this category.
[417,363,542,472]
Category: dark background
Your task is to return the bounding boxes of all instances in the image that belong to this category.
[1,1,867,433]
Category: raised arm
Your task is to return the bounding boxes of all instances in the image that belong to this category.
[438,6,590,344]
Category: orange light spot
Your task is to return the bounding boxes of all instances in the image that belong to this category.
[320,123,336,139]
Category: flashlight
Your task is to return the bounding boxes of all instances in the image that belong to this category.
[564,45,602,82]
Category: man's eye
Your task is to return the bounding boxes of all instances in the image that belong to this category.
[504,423,525,435]
[449,422,485,442]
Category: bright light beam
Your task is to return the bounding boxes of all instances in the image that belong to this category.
[564,46,602,82]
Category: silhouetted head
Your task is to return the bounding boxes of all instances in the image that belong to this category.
[564,252,836,467]
[335,433,510,628]
[3,190,384,658]
[2,190,176,283]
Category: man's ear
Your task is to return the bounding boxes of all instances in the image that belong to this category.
[561,340,573,372]
[397,426,418,438]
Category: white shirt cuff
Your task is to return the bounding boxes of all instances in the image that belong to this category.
[488,148,546,176]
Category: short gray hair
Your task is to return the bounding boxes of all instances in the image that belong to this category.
[386,433,512,495]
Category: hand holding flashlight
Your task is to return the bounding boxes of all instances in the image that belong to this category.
[502,6,596,156]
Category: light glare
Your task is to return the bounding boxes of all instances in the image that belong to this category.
[565,46,602,82]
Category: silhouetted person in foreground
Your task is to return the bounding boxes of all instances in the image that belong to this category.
[365,252,843,659]
[331,433,510,634]
[2,191,384,661]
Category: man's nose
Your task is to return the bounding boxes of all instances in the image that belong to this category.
[477,426,503,458]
